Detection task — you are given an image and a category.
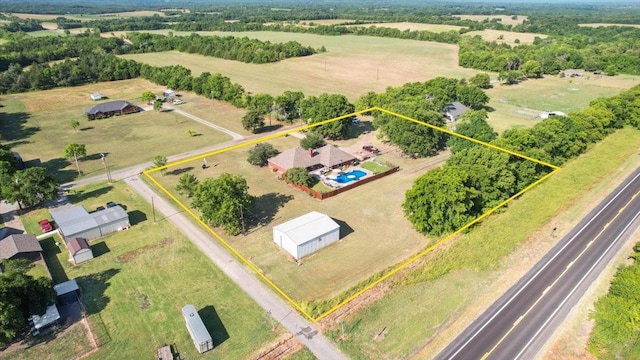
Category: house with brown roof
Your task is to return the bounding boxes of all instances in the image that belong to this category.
[67,237,93,265]
[83,100,140,120]
[0,234,43,261]
[267,144,357,173]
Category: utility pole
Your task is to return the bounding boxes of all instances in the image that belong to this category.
[101,153,112,183]
[240,204,246,235]
[152,196,157,223]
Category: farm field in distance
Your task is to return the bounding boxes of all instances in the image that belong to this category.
[453,14,528,26]
[0,78,232,183]
[8,181,281,360]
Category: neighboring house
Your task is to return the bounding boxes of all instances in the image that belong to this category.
[90,92,103,101]
[443,101,469,122]
[563,69,584,77]
[163,89,176,101]
[67,237,93,265]
[50,205,130,242]
[273,211,340,260]
[182,305,214,354]
[29,304,61,334]
[540,111,568,119]
[83,100,140,120]
[268,144,357,173]
[0,234,43,261]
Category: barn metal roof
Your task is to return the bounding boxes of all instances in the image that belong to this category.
[273,211,339,246]
[54,279,80,296]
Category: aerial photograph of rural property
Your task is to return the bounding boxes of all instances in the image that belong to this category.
[2,0,640,359]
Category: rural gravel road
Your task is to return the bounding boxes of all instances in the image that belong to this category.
[123,175,347,360]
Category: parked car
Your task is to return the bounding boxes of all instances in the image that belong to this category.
[96,206,106,211]
[106,201,118,208]
[173,99,185,105]
[351,117,360,124]
[38,219,53,232]
[362,145,380,154]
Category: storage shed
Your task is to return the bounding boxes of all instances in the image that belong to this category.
[273,211,340,259]
[51,205,130,242]
[182,305,214,353]
[90,92,103,101]
[68,237,93,264]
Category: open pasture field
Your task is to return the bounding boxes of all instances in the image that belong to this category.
[15,181,280,360]
[579,23,640,28]
[148,125,447,302]
[454,14,528,26]
[345,22,463,32]
[327,126,640,359]
[463,29,546,44]
[485,74,640,133]
[3,11,165,21]
[0,79,232,183]
[119,30,478,101]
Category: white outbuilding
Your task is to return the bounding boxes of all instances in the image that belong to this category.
[273,211,340,259]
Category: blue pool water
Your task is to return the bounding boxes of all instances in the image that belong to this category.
[334,169,367,184]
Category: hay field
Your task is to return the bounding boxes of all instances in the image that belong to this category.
[346,22,463,32]
[579,23,640,28]
[463,29,546,44]
[0,78,232,183]
[120,30,478,101]
[486,74,640,133]
[148,126,448,301]
[454,14,528,26]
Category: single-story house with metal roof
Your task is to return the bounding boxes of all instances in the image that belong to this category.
[83,100,140,120]
[68,237,93,265]
[50,205,130,242]
[163,89,176,101]
[273,211,340,259]
[29,304,60,333]
[182,304,214,353]
[90,92,103,101]
[0,234,43,261]
[268,144,356,174]
[443,101,469,122]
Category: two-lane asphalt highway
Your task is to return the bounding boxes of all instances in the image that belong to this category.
[436,166,640,360]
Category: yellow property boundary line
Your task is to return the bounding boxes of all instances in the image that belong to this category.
[143,106,560,322]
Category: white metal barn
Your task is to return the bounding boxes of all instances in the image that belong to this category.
[273,211,340,259]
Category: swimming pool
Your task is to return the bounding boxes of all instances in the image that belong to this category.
[334,169,367,184]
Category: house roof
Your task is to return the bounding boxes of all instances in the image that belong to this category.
[54,279,80,296]
[268,144,355,171]
[273,211,340,246]
[83,100,135,115]
[51,205,128,239]
[30,304,60,330]
[444,101,469,120]
[0,234,42,259]
[51,206,97,238]
[182,305,211,344]
[68,238,90,255]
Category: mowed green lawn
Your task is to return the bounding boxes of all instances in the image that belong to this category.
[485,74,640,133]
[119,30,478,101]
[0,79,232,183]
[148,129,441,302]
[16,181,280,360]
[326,127,640,359]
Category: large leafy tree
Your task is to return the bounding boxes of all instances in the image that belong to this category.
[175,173,199,198]
[152,155,168,175]
[245,93,274,115]
[284,167,314,187]
[447,110,497,153]
[300,132,326,150]
[456,85,489,109]
[403,165,480,235]
[241,109,265,133]
[301,94,355,140]
[1,167,58,209]
[191,173,255,235]
[468,73,492,89]
[247,143,279,167]
[63,143,87,175]
[0,259,56,346]
[274,90,305,122]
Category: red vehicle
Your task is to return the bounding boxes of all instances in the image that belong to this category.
[362,145,380,154]
[38,219,53,232]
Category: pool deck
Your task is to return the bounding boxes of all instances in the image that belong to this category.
[312,166,372,189]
